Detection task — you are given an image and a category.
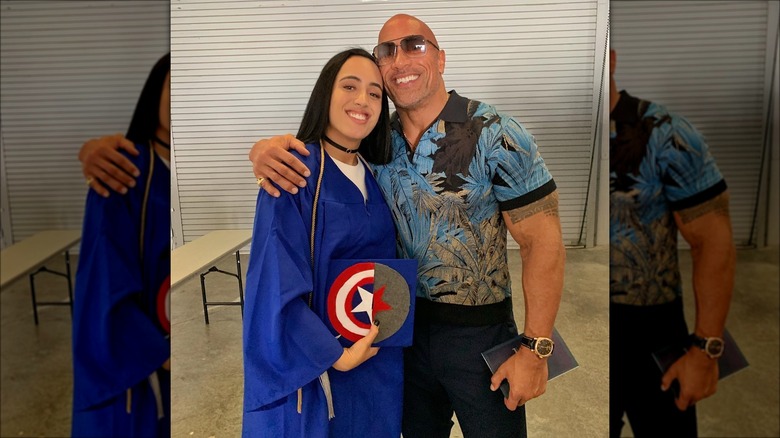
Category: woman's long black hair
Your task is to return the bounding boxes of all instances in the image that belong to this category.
[296,48,391,165]
[126,53,170,146]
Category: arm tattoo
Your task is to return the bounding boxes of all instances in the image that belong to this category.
[677,192,730,224]
[506,191,559,224]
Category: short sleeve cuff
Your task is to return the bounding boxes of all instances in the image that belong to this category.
[668,179,727,211]
[498,179,557,211]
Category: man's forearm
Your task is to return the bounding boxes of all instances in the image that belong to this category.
[519,230,565,338]
[690,231,735,338]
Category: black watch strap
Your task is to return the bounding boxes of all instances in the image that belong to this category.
[689,333,725,358]
[689,334,707,349]
[519,334,536,351]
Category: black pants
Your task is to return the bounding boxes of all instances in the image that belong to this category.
[610,299,697,437]
[402,316,526,438]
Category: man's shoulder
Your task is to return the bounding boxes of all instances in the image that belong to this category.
[463,95,523,128]
[452,92,494,119]
[461,97,534,147]
[641,101,706,149]
[640,99,693,131]
[442,90,507,123]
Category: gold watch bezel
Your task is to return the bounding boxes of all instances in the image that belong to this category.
[703,337,725,359]
[533,336,554,359]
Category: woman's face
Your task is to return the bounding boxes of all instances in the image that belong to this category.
[326,56,384,147]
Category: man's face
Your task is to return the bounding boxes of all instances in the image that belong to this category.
[376,17,445,111]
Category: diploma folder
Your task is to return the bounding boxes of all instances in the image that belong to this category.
[325,259,417,348]
[651,328,749,397]
[481,327,578,398]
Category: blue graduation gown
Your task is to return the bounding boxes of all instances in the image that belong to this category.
[243,143,403,437]
[72,143,170,438]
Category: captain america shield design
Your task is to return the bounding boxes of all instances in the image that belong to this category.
[327,262,411,343]
[156,275,170,334]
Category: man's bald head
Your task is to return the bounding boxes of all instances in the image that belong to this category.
[378,14,439,46]
[375,13,448,115]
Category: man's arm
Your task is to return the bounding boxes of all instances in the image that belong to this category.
[79,133,140,197]
[490,190,565,410]
[661,190,735,410]
[248,134,312,197]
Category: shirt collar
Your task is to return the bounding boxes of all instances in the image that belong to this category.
[439,90,469,123]
[391,90,469,134]
[610,90,641,124]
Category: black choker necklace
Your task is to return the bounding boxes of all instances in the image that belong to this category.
[152,135,170,149]
[322,134,359,154]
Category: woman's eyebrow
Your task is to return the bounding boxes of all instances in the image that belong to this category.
[339,75,383,90]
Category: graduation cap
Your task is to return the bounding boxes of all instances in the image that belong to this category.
[325,259,417,347]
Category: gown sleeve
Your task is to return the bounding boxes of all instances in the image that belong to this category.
[243,177,344,411]
[72,180,170,410]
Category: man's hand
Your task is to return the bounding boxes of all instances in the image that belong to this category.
[332,320,380,372]
[490,347,548,410]
[661,348,718,411]
[162,358,171,371]
[249,134,311,198]
[79,133,140,197]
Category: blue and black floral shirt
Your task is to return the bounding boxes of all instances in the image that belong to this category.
[374,91,555,306]
[610,90,726,306]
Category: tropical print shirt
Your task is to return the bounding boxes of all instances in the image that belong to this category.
[610,90,726,306]
[374,91,555,305]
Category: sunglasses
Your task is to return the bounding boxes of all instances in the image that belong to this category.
[372,35,440,66]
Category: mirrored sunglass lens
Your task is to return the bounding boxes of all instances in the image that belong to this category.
[375,43,395,62]
[401,36,427,56]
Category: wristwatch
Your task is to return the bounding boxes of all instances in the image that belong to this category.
[689,334,725,359]
[518,334,554,359]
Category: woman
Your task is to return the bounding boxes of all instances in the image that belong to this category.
[242,48,404,437]
[72,53,171,437]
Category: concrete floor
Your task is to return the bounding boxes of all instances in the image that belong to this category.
[0,246,777,437]
[167,247,611,438]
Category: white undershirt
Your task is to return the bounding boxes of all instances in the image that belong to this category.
[331,155,367,201]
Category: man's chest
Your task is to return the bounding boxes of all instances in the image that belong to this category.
[390,119,492,194]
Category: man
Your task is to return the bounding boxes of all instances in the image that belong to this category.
[82,15,565,438]
[250,15,563,438]
[609,49,736,437]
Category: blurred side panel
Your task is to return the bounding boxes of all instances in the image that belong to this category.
[0,2,169,437]
[0,0,169,245]
[611,0,777,247]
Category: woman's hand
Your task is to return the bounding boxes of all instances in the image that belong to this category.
[332,320,381,372]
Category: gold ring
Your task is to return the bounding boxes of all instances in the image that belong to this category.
[257,177,265,186]
[86,177,94,186]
